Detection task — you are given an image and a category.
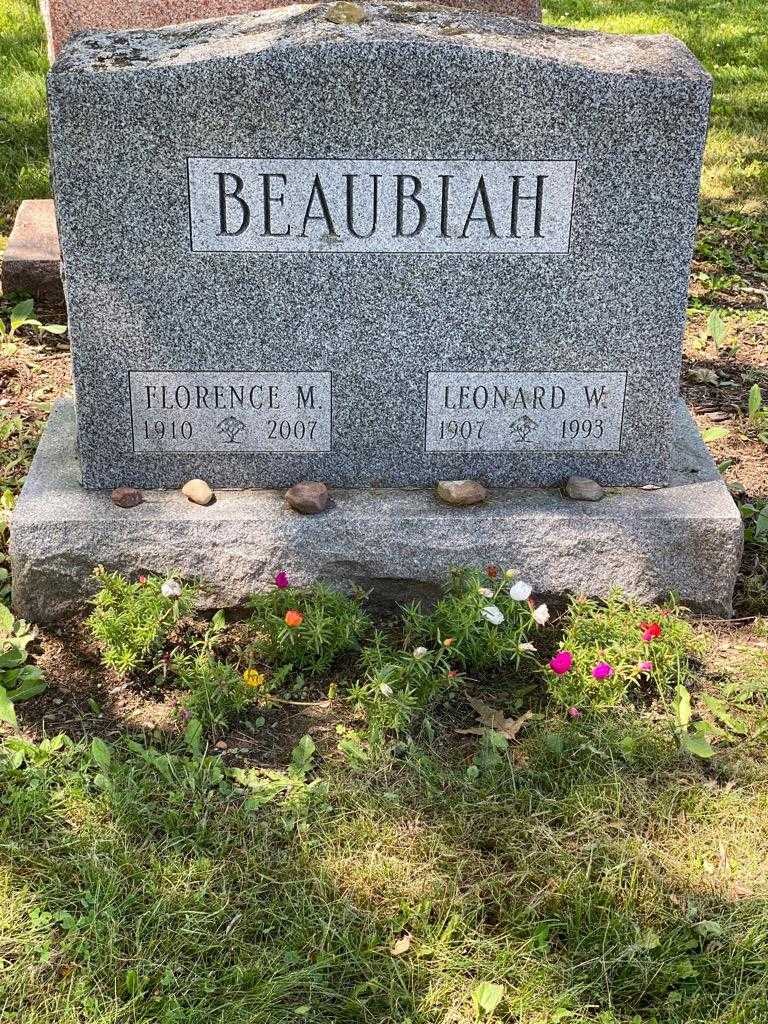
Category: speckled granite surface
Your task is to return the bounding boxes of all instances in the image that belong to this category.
[48,3,711,489]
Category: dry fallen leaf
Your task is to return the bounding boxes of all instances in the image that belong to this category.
[391,933,412,956]
[731,882,753,899]
[459,697,533,741]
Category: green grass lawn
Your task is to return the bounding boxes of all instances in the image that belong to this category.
[3,711,768,1024]
[545,0,768,214]
[0,0,48,242]
[0,0,766,242]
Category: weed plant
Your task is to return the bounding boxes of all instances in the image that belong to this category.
[348,631,455,736]
[87,568,196,677]
[246,580,370,676]
[174,654,257,736]
[547,592,703,712]
[402,567,541,672]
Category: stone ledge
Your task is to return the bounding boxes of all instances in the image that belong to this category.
[10,398,743,620]
[1,200,64,307]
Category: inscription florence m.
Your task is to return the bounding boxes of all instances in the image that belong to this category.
[130,371,333,453]
[188,158,577,254]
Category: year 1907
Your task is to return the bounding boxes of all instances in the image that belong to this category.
[438,419,486,441]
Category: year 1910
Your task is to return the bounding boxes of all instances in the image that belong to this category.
[143,419,192,440]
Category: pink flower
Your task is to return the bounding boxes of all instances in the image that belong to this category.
[568,707,582,719]
[591,661,613,680]
[638,660,653,673]
[549,650,574,675]
[275,571,289,589]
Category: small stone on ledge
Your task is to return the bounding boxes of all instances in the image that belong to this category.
[285,480,330,514]
[564,475,605,501]
[436,479,489,506]
[181,478,214,505]
[110,486,143,508]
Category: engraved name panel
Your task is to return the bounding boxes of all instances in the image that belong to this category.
[130,371,332,453]
[425,371,627,453]
[187,158,576,254]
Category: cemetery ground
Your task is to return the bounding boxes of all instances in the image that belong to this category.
[1,4,768,1024]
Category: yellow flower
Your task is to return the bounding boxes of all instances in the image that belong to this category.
[243,668,265,688]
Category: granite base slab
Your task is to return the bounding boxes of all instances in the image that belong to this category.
[1,200,64,307]
[10,398,743,621]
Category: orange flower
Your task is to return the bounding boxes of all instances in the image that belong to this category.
[443,637,455,647]
[284,609,304,628]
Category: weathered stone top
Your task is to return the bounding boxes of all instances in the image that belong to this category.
[51,1,709,88]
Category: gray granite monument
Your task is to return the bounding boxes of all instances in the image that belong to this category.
[10,2,743,617]
[45,2,710,489]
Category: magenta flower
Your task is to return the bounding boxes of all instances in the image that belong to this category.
[275,571,289,589]
[567,706,582,719]
[638,660,653,673]
[549,650,574,675]
[592,661,614,680]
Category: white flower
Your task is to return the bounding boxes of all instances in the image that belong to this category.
[509,581,532,601]
[412,646,428,660]
[477,586,494,598]
[379,682,394,697]
[161,579,182,598]
[519,642,538,652]
[480,604,505,626]
[532,603,550,626]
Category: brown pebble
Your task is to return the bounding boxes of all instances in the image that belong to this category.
[181,478,214,505]
[564,475,605,501]
[111,486,143,509]
[285,480,330,514]
[436,480,488,507]
[215,740,227,750]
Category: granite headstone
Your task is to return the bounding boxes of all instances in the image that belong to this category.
[47,3,712,490]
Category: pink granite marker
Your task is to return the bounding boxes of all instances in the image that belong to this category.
[41,0,541,58]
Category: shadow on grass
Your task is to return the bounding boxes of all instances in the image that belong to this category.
[1,710,767,1023]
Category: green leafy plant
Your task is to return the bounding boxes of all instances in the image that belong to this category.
[672,683,715,759]
[546,592,702,712]
[746,383,768,443]
[87,567,196,677]
[0,299,66,354]
[472,981,506,1019]
[348,631,455,737]
[0,489,13,606]
[0,604,46,726]
[175,654,256,736]
[230,734,329,831]
[246,576,370,675]
[706,308,728,351]
[740,498,768,547]
[402,566,542,672]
